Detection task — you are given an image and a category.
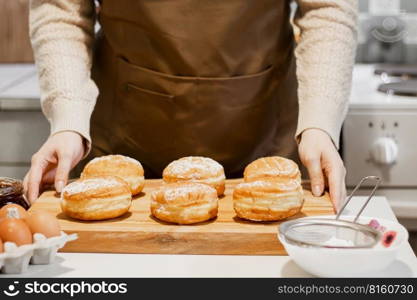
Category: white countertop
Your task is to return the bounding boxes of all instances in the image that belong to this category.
[0,64,36,92]
[2,195,416,278]
[0,64,40,111]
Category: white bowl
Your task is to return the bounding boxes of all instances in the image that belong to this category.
[278,215,409,277]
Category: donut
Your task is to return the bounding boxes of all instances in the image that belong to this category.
[233,180,304,221]
[163,156,225,196]
[81,155,145,195]
[61,176,132,221]
[151,182,218,224]
[243,156,301,183]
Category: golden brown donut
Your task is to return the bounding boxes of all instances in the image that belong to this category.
[233,180,304,221]
[81,155,145,195]
[162,156,225,196]
[61,176,132,221]
[151,182,218,224]
[243,156,301,183]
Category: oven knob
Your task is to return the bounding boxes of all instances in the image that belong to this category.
[370,137,398,165]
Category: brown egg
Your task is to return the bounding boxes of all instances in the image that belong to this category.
[0,237,3,253]
[0,204,28,220]
[0,218,33,246]
[25,211,61,238]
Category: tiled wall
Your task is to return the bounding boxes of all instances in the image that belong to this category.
[359,0,417,13]
[356,1,417,63]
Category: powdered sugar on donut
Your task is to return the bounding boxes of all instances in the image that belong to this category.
[236,179,300,191]
[62,178,122,195]
[237,181,272,189]
[246,157,300,178]
[155,183,215,201]
[164,156,223,179]
[88,155,142,167]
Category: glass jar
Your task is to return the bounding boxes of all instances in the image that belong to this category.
[0,177,30,210]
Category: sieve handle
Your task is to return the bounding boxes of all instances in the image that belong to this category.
[335,176,381,223]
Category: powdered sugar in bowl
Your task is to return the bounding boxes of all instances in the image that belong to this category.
[278,215,409,277]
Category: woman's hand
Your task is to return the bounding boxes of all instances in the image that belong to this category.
[298,128,346,211]
[23,131,85,203]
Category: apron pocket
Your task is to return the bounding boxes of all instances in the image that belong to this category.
[115,56,279,174]
[114,72,177,173]
[126,83,174,101]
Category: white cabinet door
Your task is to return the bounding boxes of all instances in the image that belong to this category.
[0,111,49,179]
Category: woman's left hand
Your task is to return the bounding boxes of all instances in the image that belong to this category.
[298,128,347,211]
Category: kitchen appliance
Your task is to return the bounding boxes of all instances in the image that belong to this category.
[362,16,407,63]
[343,64,417,228]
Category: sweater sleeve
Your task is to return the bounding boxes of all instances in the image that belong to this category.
[294,0,358,148]
[29,0,98,148]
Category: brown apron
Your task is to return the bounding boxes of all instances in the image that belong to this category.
[88,0,299,177]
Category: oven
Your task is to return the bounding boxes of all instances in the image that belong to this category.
[343,64,417,230]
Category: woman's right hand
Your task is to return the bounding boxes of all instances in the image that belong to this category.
[23,131,85,203]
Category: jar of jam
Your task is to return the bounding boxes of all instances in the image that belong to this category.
[0,177,30,210]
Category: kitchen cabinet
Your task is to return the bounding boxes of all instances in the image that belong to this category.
[0,64,48,179]
[0,111,48,178]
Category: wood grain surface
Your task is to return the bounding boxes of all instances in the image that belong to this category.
[0,0,33,63]
[30,179,335,255]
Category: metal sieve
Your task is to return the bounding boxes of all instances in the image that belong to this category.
[279,176,382,249]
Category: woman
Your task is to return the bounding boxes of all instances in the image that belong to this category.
[25,0,357,209]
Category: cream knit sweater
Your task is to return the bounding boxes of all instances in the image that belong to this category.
[29,0,357,149]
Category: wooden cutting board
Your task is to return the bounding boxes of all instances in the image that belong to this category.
[30,179,334,255]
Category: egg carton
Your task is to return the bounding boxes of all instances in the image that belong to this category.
[0,231,77,274]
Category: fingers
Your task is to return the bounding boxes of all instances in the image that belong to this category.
[54,151,72,193]
[27,153,49,203]
[303,155,325,197]
[298,128,347,211]
[339,171,347,211]
[43,168,57,184]
[328,169,341,212]
[327,158,346,212]
[23,172,29,198]
[24,132,84,203]
[24,159,57,203]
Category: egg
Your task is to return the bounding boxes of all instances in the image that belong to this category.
[25,211,61,238]
[0,237,3,253]
[0,203,28,220]
[0,218,33,246]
